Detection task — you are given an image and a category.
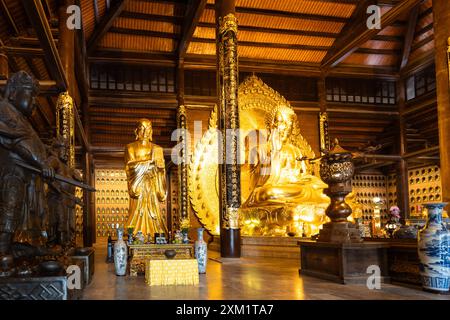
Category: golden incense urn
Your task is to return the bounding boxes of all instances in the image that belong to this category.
[318,139,362,243]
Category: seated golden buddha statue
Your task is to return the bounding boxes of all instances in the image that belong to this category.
[242,105,329,209]
[125,119,168,238]
[189,76,332,237]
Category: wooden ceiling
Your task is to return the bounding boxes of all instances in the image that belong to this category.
[0,0,439,167]
[81,0,435,71]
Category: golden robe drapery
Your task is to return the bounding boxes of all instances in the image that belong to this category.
[125,144,167,237]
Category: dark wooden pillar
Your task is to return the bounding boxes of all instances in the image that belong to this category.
[396,80,409,223]
[318,76,330,154]
[216,0,241,258]
[177,58,185,106]
[82,151,95,246]
[432,0,450,208]
[58,0,75,96]
[176,58,189,228]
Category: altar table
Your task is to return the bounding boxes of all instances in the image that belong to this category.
[128,243,194,276]
[145,259,199,286]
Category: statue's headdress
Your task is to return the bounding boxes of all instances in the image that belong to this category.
[4,71,39,99]
[264,104,296,131]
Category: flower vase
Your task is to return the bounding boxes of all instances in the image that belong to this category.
[114,228,128,276]
[182,229,189,244]
[418,203,450,292]
[195,228,207,274]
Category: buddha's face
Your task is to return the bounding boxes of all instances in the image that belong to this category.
[272,111,294,143]
[135,120,153,141]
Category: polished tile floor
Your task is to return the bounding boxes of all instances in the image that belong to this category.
[83,245,450,300]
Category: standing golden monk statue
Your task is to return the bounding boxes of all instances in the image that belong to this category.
[125,119,168,238]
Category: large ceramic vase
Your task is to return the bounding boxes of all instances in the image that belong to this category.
[114,228,128,276]
[418,203,450,292]
[195,228,207,274]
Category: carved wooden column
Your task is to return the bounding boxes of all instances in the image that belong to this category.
[318,76,330,155]
[56,92,76,168]
[432,0,450,209]
[177,105,189,228]
[396,80,409,223]
[176,57,189,230]
[216,0,241,258]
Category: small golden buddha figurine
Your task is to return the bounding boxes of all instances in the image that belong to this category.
[243,105,329,208]
[125,119,168,238]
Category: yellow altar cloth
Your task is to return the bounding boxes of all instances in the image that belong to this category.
[145,259,199,286]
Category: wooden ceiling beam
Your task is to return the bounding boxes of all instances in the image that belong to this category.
[138,0,186,5]
[195,22,403,43]
[192,37,330,51]
[418,6,433,20]
[197,22,339,38]
[415,23,433,38]
[321,0,376,72]
[93,0,100,24]
[192,37,400,55]
[87,0,128,54]
[91,117,176,125]
[88,49,398,79]
[204,3,349,23]
[0,79,58,94]
[178,0,207,58]
[3,46,45,57]
[109,27,179,39]
[21,0,67,88]
[403,146,439,160]
[10,36,59,47]
[21,0,89,149]
[411,34,434,52]
[329,126,386,133]
[321,0,423,69]
[120,11,183,24]
[24,56,43,79]
[0,0,19,36]
[399,4,420,70]
[300,0,359,3]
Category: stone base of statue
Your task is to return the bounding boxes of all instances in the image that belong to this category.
[298,240,390,284]
[0,269,84,300]
[318,222,362,243]
[69,247,95,286]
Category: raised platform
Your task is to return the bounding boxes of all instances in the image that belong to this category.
[298,240,390,284]
[210,235,305,259]
[0,273,82,300]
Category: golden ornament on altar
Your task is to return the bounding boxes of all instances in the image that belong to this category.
[125,119,168,238]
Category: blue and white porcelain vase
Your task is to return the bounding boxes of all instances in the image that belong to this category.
[114,228,128,276]
[195,228,207,274]
[418,202,450,292]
